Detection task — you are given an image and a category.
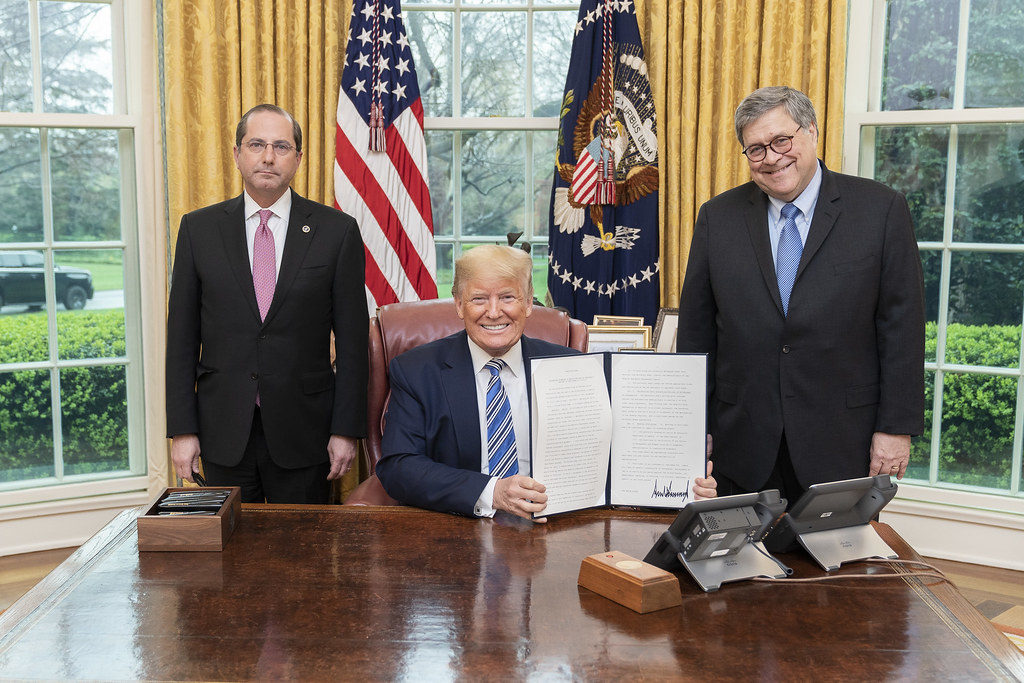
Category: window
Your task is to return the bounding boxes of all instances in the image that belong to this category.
[0,0,144,493]
[403,0,580,300]
[847,0,1024,500]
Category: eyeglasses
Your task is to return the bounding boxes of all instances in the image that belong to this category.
[741,129,800,162]
[243,139,296,156]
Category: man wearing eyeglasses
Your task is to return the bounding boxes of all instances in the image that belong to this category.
[677,86,925,507]
[166,104,368,503]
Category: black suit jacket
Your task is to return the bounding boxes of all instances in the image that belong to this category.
[677,162,925,491]
[165,190,368,469]
[376,331,574,516]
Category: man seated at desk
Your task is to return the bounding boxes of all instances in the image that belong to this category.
[376,245,717,520]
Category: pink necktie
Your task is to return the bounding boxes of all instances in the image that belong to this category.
[253,209,276,321]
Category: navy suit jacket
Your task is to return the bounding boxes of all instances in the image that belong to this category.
[376,331,574,516]
[677,162,925,491]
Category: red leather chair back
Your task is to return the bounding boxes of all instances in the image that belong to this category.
[363,298,588,474]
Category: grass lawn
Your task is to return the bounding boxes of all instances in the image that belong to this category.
[58,256,123,291]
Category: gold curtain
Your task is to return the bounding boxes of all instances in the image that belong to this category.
[635,0,848,307]
[161,0,363,497]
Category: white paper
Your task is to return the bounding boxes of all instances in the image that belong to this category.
[530,354,612,516]
[609,353,706,507]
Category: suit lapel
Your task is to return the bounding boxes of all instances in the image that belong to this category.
[440,332,482,471]
[263,189,317,326]
[218,194,262,322]
[796,164,841,281]
[744,185,785,315]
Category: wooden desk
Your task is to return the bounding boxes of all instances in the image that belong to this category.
[0,506,1021,681]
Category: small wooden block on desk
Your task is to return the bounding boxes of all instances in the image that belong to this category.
[578,550,681,613]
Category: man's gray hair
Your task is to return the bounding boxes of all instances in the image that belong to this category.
[734,86,818,145]
[236,103,303,153]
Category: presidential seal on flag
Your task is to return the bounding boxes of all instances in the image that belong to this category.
[547,0,659,325]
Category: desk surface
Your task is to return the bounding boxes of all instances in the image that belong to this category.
[1,506,1021,681]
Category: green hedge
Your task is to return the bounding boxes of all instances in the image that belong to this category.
[912,321,1020,488]
[0,310,128,482]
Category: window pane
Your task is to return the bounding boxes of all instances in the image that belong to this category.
[0,0,33,112]
[0,369,54,483]
[908,369,934,481]
[965,0,1024,108]
[60,364,128,475]
[882,0,958,110]
[532,130,556,240]
[49,128,122,241]
[0,128,44,243]
[39,1,113,114]
[938,371,1014,490]
[0,251,51,342]
[953,124,1024,243]
[461,130,525,237]
[920,249,941,325]
[426,130,453,237]
[869,125,949,242]
[405,11,452,117]
[531,247,548,304]
[462,12,526,116]
[532,11,575,116]
[435,242,454,298]
[55,249,123,360]
[947,252,1024,345]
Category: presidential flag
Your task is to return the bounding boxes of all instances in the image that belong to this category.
[548,0,659,325]
[336,0,438,313]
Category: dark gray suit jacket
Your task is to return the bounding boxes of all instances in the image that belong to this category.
[165,189,368,469]
[677,162,925,490]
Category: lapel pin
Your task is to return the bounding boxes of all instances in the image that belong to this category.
[302,225,311,233]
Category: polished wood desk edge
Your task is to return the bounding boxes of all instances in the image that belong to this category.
[874,523,1024,681]
[1,507,1021,680]
[0,507,141,647]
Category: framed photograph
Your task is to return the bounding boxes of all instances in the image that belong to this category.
[592,314,645,327]
[653,308,679,353]
[587,325,652,353]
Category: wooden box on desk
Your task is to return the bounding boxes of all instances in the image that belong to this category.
[137,487,241,552]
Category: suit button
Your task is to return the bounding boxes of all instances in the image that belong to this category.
[250,372,258,380]
[259,333,267,340]
[782,345,791,354]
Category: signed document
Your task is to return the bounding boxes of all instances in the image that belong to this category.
[529,352,706,516]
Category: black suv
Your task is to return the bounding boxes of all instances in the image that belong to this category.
[0,251,95,311]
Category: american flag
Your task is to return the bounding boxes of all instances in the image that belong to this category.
[570,136,607,205]
[335,0,438,313]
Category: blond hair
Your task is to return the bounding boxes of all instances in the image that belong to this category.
[452,245,533,299]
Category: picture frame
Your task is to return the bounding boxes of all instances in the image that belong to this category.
[592,314,645,327]
[653,308,679,353]
[586,325,652,353]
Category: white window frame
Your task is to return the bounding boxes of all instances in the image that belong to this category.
[846,0,1024,569]
[0,0,164,555]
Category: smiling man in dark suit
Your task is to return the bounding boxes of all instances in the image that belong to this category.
[377,245,717,519]
[678,86,925,506]
[166,104,368,503]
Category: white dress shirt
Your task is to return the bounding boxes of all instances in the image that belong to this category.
[467,336,531,517]
[243,190,290,278]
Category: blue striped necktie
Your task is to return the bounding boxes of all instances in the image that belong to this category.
[776,202,803,316]
[484,359,519,479]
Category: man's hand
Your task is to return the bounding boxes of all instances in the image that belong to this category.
[692,459,718,500]
[327,435,358,480]
[171,434,201,483]
[868,431,911,480]
[493,475,548,523]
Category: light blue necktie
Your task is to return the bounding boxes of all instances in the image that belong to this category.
[484,359,519,479]
[776,203,803,316]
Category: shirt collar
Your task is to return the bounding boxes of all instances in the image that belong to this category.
[243,189,292,222]
[467,335,525,377]
[768,160,822,220]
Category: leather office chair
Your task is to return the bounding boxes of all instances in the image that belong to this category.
[343,297,589,505]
